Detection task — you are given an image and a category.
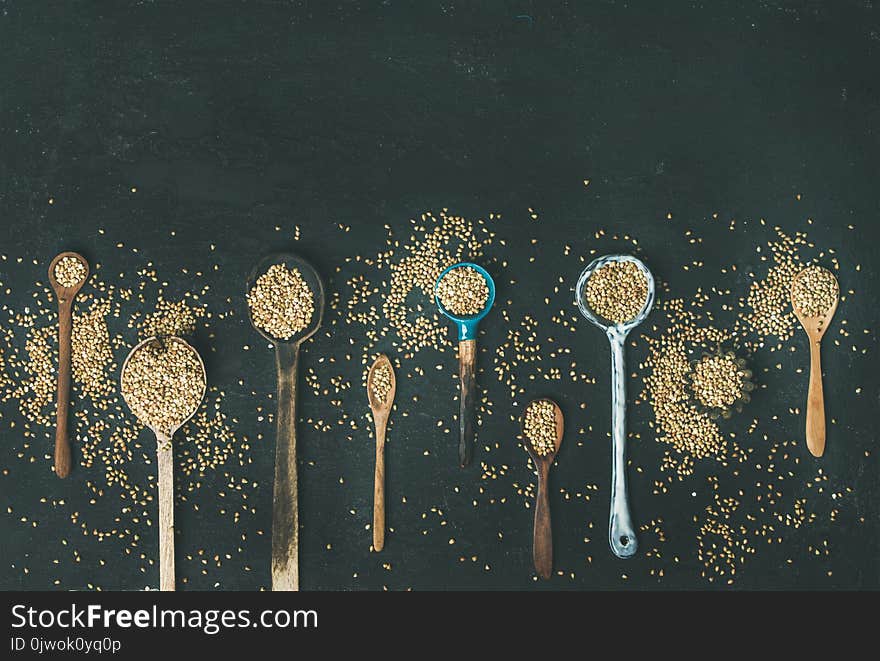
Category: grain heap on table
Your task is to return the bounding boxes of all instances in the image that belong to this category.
[690,354,745,409]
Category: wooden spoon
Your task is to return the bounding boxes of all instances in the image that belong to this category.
[47,251,89,479]
[120,336,206,591]
[791,267,839,457]
[246,253,324,591]
[522,398,564,580]
[367,354,396,552]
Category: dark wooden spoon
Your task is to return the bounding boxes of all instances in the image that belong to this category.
[522,398,564,580]
[367,353,396,552]
[47,251,89,478]
[246,253,324,591]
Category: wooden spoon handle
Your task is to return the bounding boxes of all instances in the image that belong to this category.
[458,339,477,468]
[806,339,826,457]
[533,463,553,579]
[373,416,386,551]
[54,298,73,478]
[156,433,175,591]
[272,343,300,591]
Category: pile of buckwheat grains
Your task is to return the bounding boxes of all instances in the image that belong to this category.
[584,260,647,324]
[246,263,314,340]
[369,360,393,404]
[690,354,745,409]
[53,256,87,288]
[436,266,490,316]
[791,265,838,318]
[121,339,205,438]
[523,400,557,456]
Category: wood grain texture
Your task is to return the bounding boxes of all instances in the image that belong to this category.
[523,399,563,580]
[372,414,387,551]
[806,339,826,457]
[458,339,477,468]
[272,342,300,591]
[156,433,175,591]
[533,460,552,579]
[53,297,73,479]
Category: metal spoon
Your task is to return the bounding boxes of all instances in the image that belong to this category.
[246,253,324,591]
[522,398,564,579]
[575,254,654,559]
[367,353,396,552]
[121,336,206,591]
[790,266,839,457]
[434,262,496,468]
[47,251,89,479]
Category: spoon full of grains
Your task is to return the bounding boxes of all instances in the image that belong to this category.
[246,253,324,591]
[434,262,496,468]
[47,251,90,479]
[576,255,654,559]
[120,336,206,591]
[790,265,839,457]
[522,398,564,579]
[367,353,396,552]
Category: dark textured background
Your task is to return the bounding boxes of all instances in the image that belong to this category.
[1,1,878,590]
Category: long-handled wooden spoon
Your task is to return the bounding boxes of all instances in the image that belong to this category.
[247,253,324,591]
[47,251,89,478]
[791,266,839,457]
[120,336,206,591]
[522,398,564,580]
[367,354,396,552]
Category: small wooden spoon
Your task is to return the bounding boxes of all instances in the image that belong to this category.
[522,399,564,580]
[47,251,89,479]
[120,336,206,591]
[791,267,839,457]
[367,354,396,552]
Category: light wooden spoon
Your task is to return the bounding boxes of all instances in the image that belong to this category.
[121,336,206,591]
[48,251,89,479]
[791,266,839,457]
[522,399,564,580]
[367,354,395,552]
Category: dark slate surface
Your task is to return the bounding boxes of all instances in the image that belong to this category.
[1,1,877,590]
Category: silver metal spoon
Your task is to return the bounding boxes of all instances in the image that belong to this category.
[575,254,654,559]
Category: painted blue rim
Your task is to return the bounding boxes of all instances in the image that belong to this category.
[434,262,496,341]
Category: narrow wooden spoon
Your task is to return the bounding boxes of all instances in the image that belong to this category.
[522,399,564,580]
[791,267,839,457]
[367,354,396,552]
[47,251,89,479]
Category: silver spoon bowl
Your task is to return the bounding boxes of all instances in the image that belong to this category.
[575,254,654,559]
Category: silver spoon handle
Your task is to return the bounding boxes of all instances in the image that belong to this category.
[608,331,637,558]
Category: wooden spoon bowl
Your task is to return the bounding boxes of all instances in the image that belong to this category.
[47,251,90,479]
[522,398,564,579]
